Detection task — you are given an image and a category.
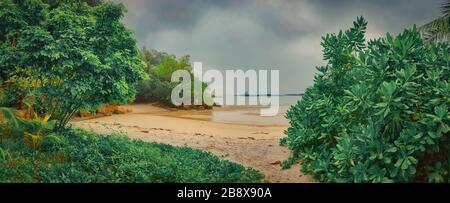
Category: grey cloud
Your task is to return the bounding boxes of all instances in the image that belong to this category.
[119,0,245,40]
[116,0,444,93]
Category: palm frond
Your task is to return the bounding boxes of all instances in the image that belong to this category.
[442,0,450,15]
[418,15,450,42]
[0,107,20,128]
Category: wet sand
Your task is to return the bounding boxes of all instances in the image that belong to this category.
[72,104,314,183]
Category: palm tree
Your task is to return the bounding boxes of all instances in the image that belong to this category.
[419,0,450,42]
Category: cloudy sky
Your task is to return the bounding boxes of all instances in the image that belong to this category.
[116,0,443,93]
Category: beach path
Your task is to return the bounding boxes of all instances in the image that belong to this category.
[72,104,314,183]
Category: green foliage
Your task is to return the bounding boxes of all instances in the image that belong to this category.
[0,128,263,183]
[1,107,57,151]
[0,106,261,183]
[444,0,450,16]
[137,74,177,105]
[0,0,259,184]
[418,0,449,42]
[281,17,450,183]
[136,48,212,107]
[0,107,19,125]
[0,0,147,128]
[419,16,449,43]
[153,54,191,81]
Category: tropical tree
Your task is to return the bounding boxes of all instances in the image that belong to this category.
[0,0,147,129]
[419,0,450,42]
[136,49,188,105]
[136,48,213,107]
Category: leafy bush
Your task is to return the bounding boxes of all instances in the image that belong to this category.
[136,48,213,108]
[0,127,263,183]
[1,107,57,150]
[0,0,147,128]
[1,104,262,183]
[136,74,177,105]
[281,17,450,183]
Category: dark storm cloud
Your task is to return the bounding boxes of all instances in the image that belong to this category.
[116,0,443,93]
[117,0,246,40]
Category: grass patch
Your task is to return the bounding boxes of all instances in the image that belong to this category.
[0,128,263,183]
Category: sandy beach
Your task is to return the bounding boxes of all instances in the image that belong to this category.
[72,104,314,183]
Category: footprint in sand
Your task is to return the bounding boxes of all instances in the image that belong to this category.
[238,137,256,140]
[252,132,269,135]
[194,133,208,136]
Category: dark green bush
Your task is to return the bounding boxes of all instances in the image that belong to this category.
[281,17,449,183]
[0,128,263,183]
[136,48,213,107]
[136,71,177,105]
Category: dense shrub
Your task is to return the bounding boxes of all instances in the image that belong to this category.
[136,48,213,108]
[281,17,449,183]
[0,127,263,183]
[136,74,177,105]
[1,104,262,183]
